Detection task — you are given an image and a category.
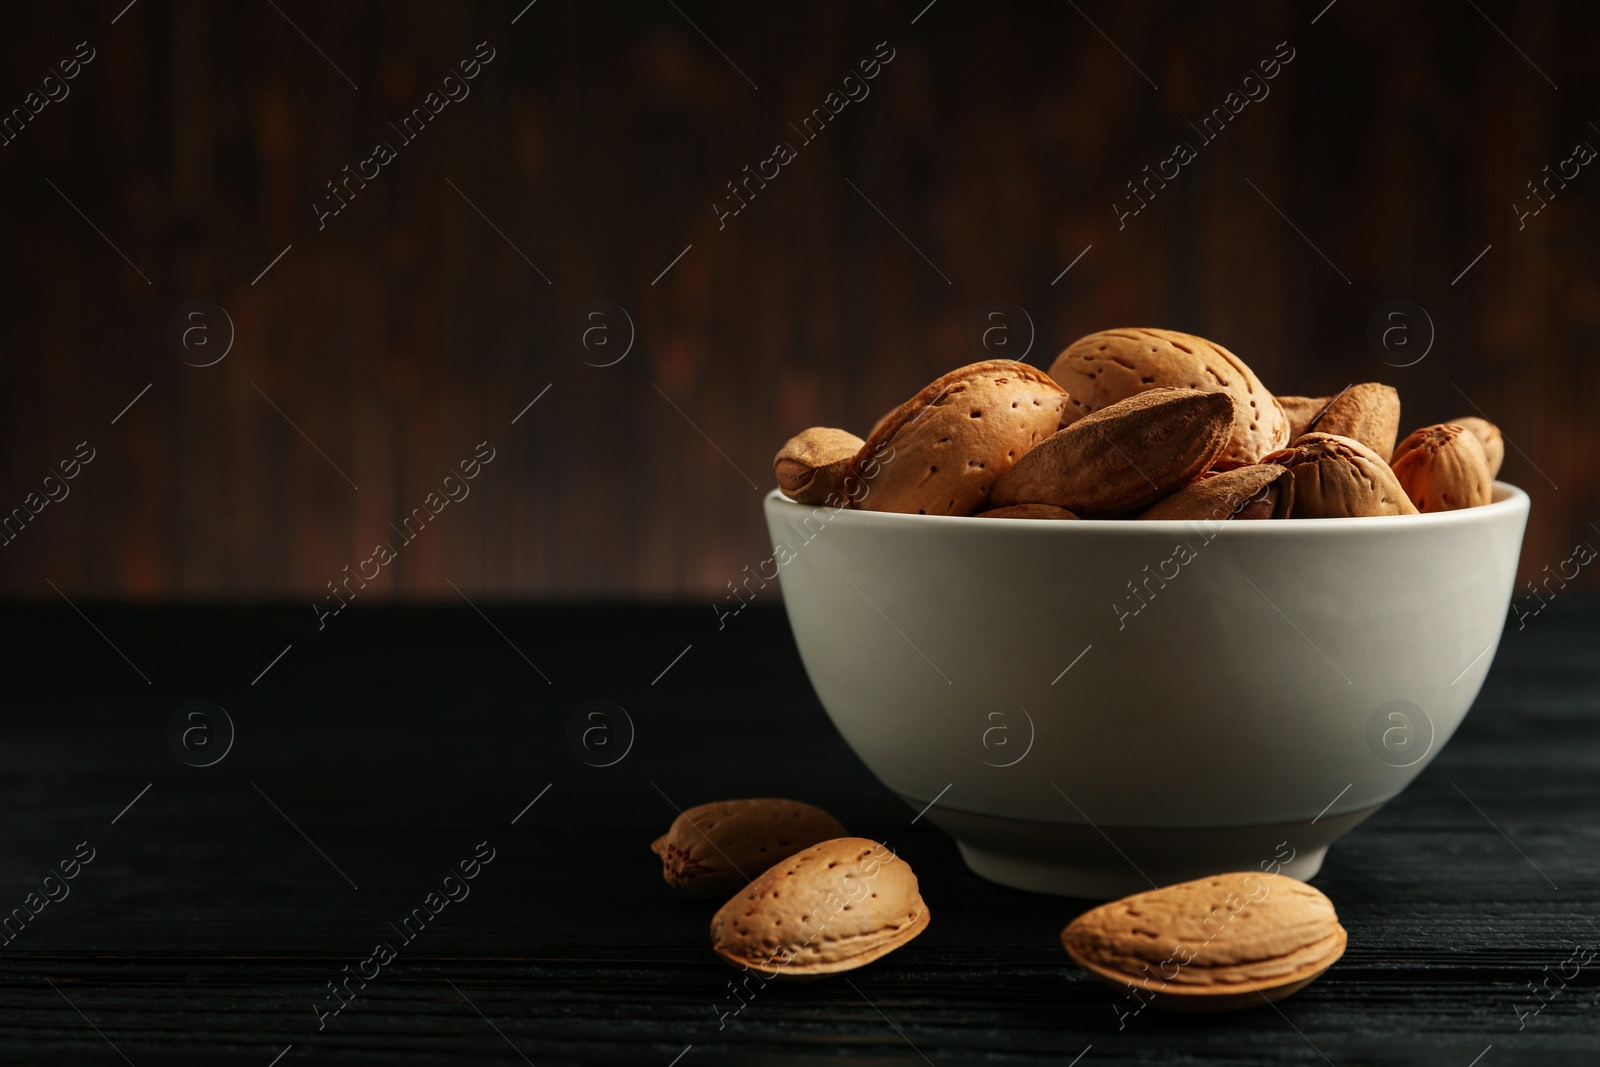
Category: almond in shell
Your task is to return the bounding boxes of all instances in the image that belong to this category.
[847,361,1068,515]
[989,388,1234,518]
[1061,872,1347,1012]
[1263,432,1418,517]
[1389,423,1493,512]
[1308,383,1401,461]
[1447,416,1504,478]
[1047,328,1288,467]
[1139,463,1293,521]
[773,428,864,505]
[710,838,929,978]
[653,799,847,898]
[1276,395,1330,441]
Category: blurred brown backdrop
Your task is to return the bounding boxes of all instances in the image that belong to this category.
[1,0,1596,601]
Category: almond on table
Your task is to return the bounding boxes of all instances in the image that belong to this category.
[652,799,846,898]
[1061,872,1347,1011]
[710,837,929,978]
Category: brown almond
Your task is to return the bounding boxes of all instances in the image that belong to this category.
[710,838,929,978]
[1062,872,1346,1011]
[1047,328,1288,467]
[1139,464,1293,521]
[975,503,1080,520]
[989,388,1234,518]
[652,799,846,898]
[847,361,1069,515]
[773,428,865,505]
[1390,423,1493,512]
[1262,432,1418,517]
[1308,383,1401,461]
[1445,416,1504,478]
[1276,395,1331,441]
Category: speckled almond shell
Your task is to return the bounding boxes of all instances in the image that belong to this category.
[1448,416,1505,478]
[1138,464,1293,521]
[988,388,1234,518]
[652,799,847,898]
[1264,432,1418,517]
[1309,383,1401,461]
[1047,328,1288,467]
[1062,872,1346,1009]
[710,837,929,978]
[1389,423,1493,512]
[847,361,1069,515]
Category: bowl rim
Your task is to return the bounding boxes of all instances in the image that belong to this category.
[764,481,1530,533]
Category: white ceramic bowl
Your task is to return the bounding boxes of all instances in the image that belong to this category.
[764,484,1529,898]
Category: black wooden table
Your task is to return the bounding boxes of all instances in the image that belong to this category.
[1,600,1597,1066]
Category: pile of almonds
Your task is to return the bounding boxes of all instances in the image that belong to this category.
[774,328,1505,520]
[653,798,1345,1010]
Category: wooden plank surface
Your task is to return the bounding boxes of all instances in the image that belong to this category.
[0,601,1595,1064]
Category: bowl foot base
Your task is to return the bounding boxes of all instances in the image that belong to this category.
[905,800,1381,899]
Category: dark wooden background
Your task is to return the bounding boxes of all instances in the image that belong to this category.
[2,0,1597,602]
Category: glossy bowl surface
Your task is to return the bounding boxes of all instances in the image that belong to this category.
[763,485,1530,897]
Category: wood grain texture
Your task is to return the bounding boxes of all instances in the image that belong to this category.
[0,601,1596,1064]
[0,1,1596,600]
